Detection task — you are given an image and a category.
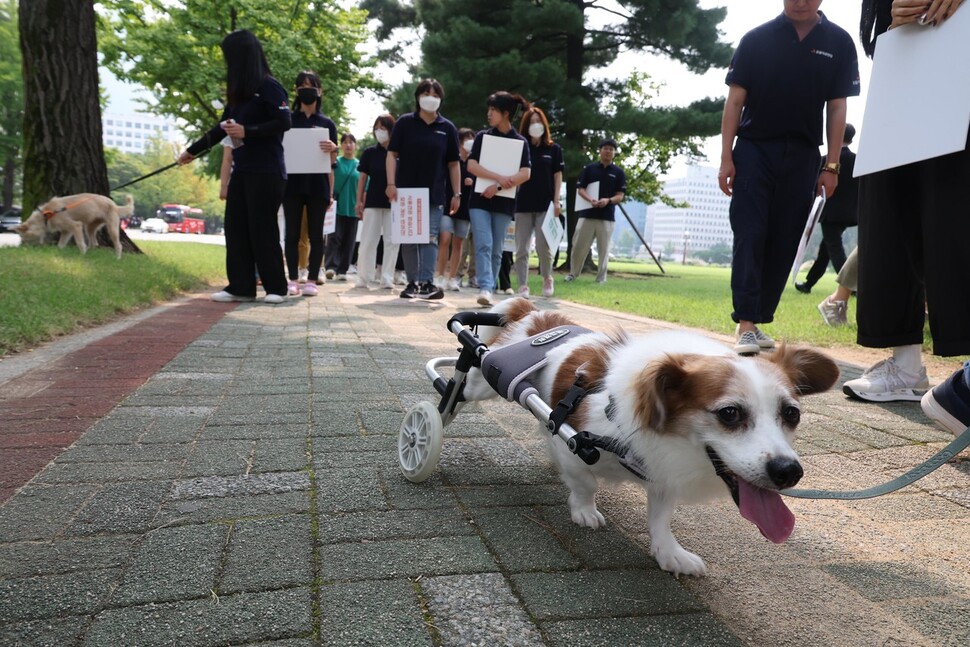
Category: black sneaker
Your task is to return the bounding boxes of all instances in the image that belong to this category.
[921,364,970,436]
[399,282,418,298]
[794,282,812,294]
[413,282,444,300]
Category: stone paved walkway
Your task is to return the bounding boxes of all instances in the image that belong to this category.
[0,282,967,646]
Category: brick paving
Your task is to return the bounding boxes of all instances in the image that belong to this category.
[0,284,967,646]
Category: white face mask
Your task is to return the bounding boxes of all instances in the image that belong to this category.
[528,123,545,139]
[374,128,389,144]
[462,139,473,153]
[419,95,441,113]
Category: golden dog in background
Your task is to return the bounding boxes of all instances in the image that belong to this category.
[17,194,133,259]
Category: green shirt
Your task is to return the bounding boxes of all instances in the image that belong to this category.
[333,156,360,218]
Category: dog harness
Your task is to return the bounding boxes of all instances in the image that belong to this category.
[42,196,98,223]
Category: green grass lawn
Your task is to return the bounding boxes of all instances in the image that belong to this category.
[524,260,934,351]
[0,241,226,356]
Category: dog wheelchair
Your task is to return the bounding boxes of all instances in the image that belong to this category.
[398,310,640,482]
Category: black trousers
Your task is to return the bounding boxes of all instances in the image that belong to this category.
[282,193,328,281]
[325,216,359,275]
[803,222,850,288]
[729,137,819,324]
[857,140,970,356]
[223,172,286,297]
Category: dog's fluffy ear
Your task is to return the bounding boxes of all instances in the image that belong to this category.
[633,354,694,432]
[767,344,840,396]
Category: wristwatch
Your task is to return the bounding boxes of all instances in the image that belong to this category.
[821,162,841,175]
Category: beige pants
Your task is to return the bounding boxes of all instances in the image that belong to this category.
[569,218,614,282]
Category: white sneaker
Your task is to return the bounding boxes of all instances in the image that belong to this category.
[394,271,407,286]
[210,290,255,303]
[434,274,446,289]
[818,297,848,327]
[734,330,760,355]
[354,277,368,289]
[298,268,309,283]
[379,278,396,289]
[263,293,286,304]
[336,274,347,281]
[518,285,531,296]
[477,290,493,306]
[542,276,554,297]
[842,358,929,402]
[347,265,358,275]
[446,277,460,291]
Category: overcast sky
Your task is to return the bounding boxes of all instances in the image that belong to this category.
[103,1,872,174]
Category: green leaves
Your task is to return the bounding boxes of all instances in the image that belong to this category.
[99,0,379,139]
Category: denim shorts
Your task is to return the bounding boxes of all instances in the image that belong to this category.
[440,214,470,239]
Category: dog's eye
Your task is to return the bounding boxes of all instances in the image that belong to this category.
[782,406,801,425]
[716,406,743,427]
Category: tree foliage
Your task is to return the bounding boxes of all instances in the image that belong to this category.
[0,0,22,210]
[367,0,733,259]
[99,0,379,143]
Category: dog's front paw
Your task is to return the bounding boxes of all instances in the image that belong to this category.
[650,544,707,577]
[569,504,607,528]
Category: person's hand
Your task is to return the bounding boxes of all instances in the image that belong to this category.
[894,0,965,26]
[498,176,514,190]
[554,202,562,217]
[718,158,736,196]
[355,202,364,218]
[817,171,838,199]
[219,185,228,200]
[385,185,397,202]
[449,194,461,215]
[223,121,245,139]
[320,139,337,153]
[463,177,473,186]
[483,183,499,199]
[177,151,194,166]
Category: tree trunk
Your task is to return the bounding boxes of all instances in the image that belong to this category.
[19,0,141,253]
[2,153,14,212]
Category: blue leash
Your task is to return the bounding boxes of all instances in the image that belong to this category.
[781,426,970,500]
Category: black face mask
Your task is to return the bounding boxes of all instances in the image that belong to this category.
[297,88,318,106]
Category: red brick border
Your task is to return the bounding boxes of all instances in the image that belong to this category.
[0,298,235,503]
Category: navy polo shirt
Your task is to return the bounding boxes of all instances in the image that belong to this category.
[577,161,627,221]
[468,127,531,216]
[388,112,460,205]
[726,12,860,147]
[188,76,291,177]
[358,144,391,209]
[285,111,338,198]
[516,142,564,213]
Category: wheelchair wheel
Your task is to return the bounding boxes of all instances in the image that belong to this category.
[398,401,444,483]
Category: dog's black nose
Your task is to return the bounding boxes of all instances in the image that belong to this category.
[766,457,803,489]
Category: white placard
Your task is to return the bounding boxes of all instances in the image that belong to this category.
[574,181,600,212]
[283,129,332,174]
[391,188,430,244]
[540,201,565,250]
[474,134,525,198]
[502,220,516,253]
[790,189,826,285]
[323,200,337,236]
[855,9,970,176]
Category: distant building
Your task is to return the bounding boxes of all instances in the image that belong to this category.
[650,165,732,256]
[102,112,180,154]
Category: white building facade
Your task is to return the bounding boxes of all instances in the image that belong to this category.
[650,165,732,257]
[102,112,180,154]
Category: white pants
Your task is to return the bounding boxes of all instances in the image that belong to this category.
[514,211,554,287]
[569,218,614,282]
[357,208,399,285]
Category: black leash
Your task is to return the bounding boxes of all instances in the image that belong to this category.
[109,149,210,193]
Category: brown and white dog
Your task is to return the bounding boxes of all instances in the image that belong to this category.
[17,193,133,259]
[463,298,839,576]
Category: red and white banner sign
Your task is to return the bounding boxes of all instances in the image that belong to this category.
[391,188,430,244]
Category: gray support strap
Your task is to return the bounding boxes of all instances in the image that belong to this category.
[782,426,970,500]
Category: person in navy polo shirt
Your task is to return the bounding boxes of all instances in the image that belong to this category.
[515,106,564,298]
[467,91,533,306]
[719,0,860,355]
[178,30,291,304]
[386,79,462,300]
[565,138,627,284]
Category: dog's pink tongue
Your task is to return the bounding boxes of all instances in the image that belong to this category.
[737,478,795,543]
